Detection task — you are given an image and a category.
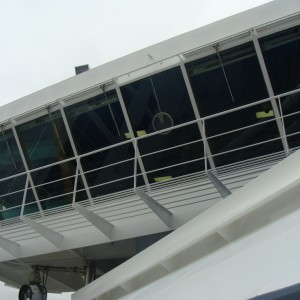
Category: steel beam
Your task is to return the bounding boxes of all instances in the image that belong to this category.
[179,61,216,170]
[115,86,151,189]
[251,29,289,153]
[11,123,44,216]
[0,236,21,258]
[21,216,65,250]
[135,188,178,229]
[58,102,94,206]
[73,203,114,240]
[207,170,231,198]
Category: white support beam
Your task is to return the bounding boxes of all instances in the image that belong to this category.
[115,86,151,189]
[251,29,289,153]
[58,102,94,206]
[0,236,21,258]
[135,189,179,230]
[73,203,115,240]
[21,216,65,250]
[179,62,216,170]
[207,170,231,198]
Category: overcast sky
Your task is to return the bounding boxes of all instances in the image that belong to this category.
[0,0,272,299]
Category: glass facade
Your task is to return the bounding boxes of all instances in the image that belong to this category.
[0,23,299,220]
[186,42,282,165]
[121,67,204,182]
[260,25,300,151]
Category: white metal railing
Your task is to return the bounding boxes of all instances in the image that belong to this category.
[0,88,299,224]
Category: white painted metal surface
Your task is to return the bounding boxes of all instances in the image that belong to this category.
[72,150,300,300]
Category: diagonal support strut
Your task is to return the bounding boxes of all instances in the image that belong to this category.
[73,203,115,240]
[0,236,21,258]
[207,170,231,198]
[21,216,65,250]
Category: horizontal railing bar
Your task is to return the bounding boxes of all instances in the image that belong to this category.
[144,156,205,176]
[33,173,77,189]
[206,117,278,140]
[0,171,27,183]
[84,157,135,175]
[210,136,282,159]
[0,187,29,198]
[139,138,204,159]
[203,88,300,121]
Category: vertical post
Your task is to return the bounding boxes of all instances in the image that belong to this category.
[251,28,289,153]
[179,61,216,170]
[72,159,80,204]
[277,96,289,154]
[203,119,208,172]
[133,138,138,190]
[11,123,44,217]
[20,174,30,216]
[115,85,151,189]
[58,101,94,206]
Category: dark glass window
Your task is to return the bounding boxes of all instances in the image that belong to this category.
[16,111,73,169]
[260,25,300,95]
[0,128,24,179]
[0,128,28,220]
[121,67,204,182]
[65,90,128,154]
[16,110,75,211]
[186,42,282,166]
[260,25,300,150]
[31,160,88,210]
[65,90,137,196]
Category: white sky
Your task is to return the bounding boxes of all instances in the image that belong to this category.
[0,0,272,299]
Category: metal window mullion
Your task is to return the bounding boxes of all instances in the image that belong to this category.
[251,29,288,153]
[11,123,44,216]
[20,174,30,216]
[72,159,80,204]
[58,102,94,206]
[179,62,216,170]
[278,96,289,154]
[115,86,151,188]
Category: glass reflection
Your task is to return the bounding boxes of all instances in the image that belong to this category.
[0,128,26,219]
[16,110,73,169]
[260,25,300,150]
[16,110,75,211]
[64,90,128,154]
[121,67,203,181]
[260,25,300,95]
[65,90,137,195]
[186,42,282,165]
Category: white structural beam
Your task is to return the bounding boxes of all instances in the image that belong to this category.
[251,29,289,153]
[73,150,300,300]
[135,189,179,230]
[179,62,216,170]
[21,216,65,250]
[73,203,115,240]
[207,170,231,198]
[0,236,21,258]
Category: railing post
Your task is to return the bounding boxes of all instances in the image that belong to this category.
[20,173,30,217]
[72,159,80,204]
[133,138,138,190]
[203,119,208,172]
[277,96,289,154]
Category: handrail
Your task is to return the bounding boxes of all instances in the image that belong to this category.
[0,88,299,222]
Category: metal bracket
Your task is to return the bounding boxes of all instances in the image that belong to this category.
[135,188,179,230]
[73,203,115,240]
[207,170,231,198]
